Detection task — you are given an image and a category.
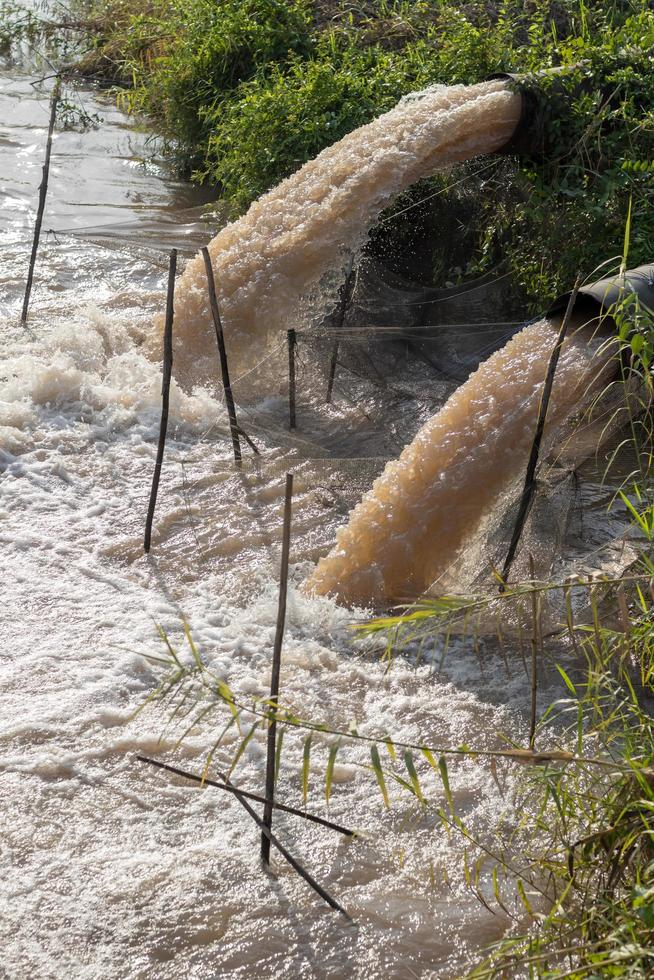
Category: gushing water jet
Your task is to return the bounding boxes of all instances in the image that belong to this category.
[305,264,654,607]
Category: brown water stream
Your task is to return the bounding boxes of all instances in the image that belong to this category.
[0,55,636,980]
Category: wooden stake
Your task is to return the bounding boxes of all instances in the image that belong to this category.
[138,758,350,918]
[136,755,355,837]
[21,76,61,324]
[202,246,242,467]
[261,472,293,864]
[287,329,296,430]
[528,554,539,750]
[500,277,582,586]
[144,249,177,553]
[223,767,350,918]
[326,259,356,404]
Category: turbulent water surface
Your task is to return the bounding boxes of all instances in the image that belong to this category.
[0,68,633,980]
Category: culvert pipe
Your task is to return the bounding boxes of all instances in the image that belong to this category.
[488,63,590,158]
[548,264,654,319]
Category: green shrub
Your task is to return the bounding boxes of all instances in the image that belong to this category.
[33,0,654,300]
[118,0,314,166]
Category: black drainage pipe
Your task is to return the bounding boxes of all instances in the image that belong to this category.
[547,264,654,319]
[488,63,601,160]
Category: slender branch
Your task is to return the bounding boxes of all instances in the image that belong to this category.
[136,755,355,836]
[500,277,582,585]
[144,249,177,553]
[262,473,293,863]
[22,76,61,323]
[202,246,242,466]
[139,755,350,918]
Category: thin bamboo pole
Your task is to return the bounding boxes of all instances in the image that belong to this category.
[202,247,242,466]
[138,757,350,917]
[21,76,61,324]
[500,277,582,586]
[144,249,177,553]
[287,329,296,430]
[261,472,293,864]
[528,554,539,750]
[136,755,354,837]
[326,259,356,403]
[224,767,350,917]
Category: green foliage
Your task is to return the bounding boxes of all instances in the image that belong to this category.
[468,601,654,978]
[60,0,654,302]
[120,0,313,168]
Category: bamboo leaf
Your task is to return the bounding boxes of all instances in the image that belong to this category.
[438,755,454,813]
[556,664,577,695]
[201,711,240,784]
[492,866,512,916]
[404,750,425,804]
[183,620,203,670]
[516,879,535,916]
[325,740,340,805]
[155,622,182,667]
[370,745,390,807]
[301,734,312,804]
[228,720,259,777]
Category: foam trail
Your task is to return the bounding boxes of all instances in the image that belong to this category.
[305,315,610,605]
[166,80,522,382]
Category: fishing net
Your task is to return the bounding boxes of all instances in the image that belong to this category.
[321,256,526,382]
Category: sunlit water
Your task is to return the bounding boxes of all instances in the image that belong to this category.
[0,67,635,980]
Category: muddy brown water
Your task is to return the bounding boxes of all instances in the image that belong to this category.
[0,57,636,980]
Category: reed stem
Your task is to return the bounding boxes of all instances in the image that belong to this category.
[261,472,293,864]
[202,246,242,467]
[21,76,61,324]
[144,249,177,553]
[500,276,582,585]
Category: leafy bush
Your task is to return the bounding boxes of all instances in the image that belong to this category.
[118,0,314,167]
[17,0,652,301]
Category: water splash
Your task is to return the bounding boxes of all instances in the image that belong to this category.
[166,80,522,384]
[306,314,611,605]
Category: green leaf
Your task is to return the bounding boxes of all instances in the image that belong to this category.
[325,740,340,804]
[556,664,577,695]
[228,720,259,777]
[301,734,312,804]
[403,750,425,804]
[516,879,535,916]
[183,620,203,670]
[438,755,454,813]
[370,745,390,807]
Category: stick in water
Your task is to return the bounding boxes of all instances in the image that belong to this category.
[500,277,582,586]
[136,755,355,837]
[202,247,242,467]
[138,757,350,918]
[287,329,297,430]
[21,76,61,324]
[528,554,539,750]
[326,259,356,403]
[261,472,293,864]
[144,249,177,553]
